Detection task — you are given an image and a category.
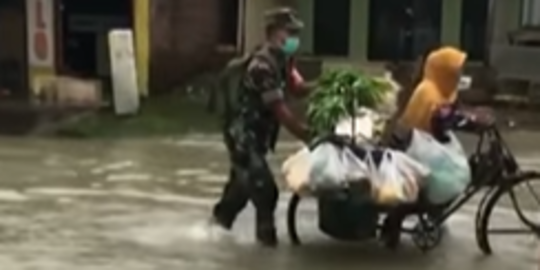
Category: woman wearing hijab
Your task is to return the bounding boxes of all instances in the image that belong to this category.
[399,46,492,141]
[382,46,493,248]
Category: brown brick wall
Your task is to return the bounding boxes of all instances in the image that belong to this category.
[149,0,221,93]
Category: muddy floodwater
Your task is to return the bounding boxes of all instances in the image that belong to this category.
[0,131,536,269]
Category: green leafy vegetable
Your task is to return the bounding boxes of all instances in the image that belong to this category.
[307,69,392,137]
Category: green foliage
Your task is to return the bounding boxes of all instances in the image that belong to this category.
[307,69,392,136]
[55,95,218,138]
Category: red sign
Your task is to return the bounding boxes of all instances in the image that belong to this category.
[34,0,48,60]
[27,0,54,67]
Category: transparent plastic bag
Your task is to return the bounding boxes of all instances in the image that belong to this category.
[341,146,370,181]
[281,147,311,193]
[366,150,422,205]
[308,143,368,190]
[406,130,471,204]
[392,150,429,200]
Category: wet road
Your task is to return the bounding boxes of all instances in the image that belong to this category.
[0,131,537,269]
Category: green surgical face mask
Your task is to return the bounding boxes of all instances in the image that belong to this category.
[281,37,300,55]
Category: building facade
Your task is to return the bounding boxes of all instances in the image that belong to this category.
[0,0,534,101]
[0,0,223,99]
[283,0,524,63]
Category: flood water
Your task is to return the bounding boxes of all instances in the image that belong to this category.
[0,131,536,270]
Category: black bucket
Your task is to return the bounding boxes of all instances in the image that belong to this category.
[317,184,378,241]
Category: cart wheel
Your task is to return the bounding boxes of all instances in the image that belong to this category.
[411,216,443,252]
[287,193,301,245]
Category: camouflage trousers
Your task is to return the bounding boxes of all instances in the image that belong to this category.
[212,126,278,233]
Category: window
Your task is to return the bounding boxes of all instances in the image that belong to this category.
[367,0,442,61]
[460,0,489,60]
[218,0,240,47]
[313,0,350,56]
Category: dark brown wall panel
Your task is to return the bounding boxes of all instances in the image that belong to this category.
[149,0,220,93]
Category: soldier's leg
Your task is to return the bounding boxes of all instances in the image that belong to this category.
[212,131,250,229]
[212,166,249,229]
[246,150,279,246]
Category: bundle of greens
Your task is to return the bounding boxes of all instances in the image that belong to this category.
[307,69,393,137]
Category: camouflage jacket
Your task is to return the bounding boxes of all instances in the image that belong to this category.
[225,46,290,154]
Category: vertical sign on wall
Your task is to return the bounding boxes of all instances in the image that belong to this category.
[26,0,55,68]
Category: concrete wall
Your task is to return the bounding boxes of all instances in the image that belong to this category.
[490,0,522,44]
[245,0,524,65]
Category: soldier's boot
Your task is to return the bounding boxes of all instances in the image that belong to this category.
[212,170,249,230]
[256,214,278,247]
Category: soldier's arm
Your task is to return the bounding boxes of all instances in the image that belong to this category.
[288,65,314,98]
[248,61,310,142]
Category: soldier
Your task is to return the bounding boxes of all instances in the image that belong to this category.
[211,7,310,247]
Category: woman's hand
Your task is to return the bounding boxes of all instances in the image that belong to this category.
[469,107,495,127]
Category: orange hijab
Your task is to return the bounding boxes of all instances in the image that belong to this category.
[399,47,467,132]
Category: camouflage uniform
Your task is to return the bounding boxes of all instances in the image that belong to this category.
[212,8,303,243]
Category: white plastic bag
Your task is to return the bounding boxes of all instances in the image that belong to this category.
[406,130,471,204]
[308,143,368,190]
[334,108,377,142]
[334,108,388,144]
[281,147,311,193]
[366,150,422,205]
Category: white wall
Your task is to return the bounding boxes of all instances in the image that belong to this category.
[522,0,540,25]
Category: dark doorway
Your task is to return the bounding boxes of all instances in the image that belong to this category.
[460,0,489,60]
[0,0,27,100]
[218,0,239,47]
[313,0,350,56]
[367,0,442,61]
[59,0,132,78]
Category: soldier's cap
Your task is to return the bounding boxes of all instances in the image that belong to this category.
[264,7,304,31]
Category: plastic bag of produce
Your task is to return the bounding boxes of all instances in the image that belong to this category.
[366,150,427,205]
[282,143,369,193]
[406,130,471,204]
[308,143,369,190]
[282,147,311,193]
